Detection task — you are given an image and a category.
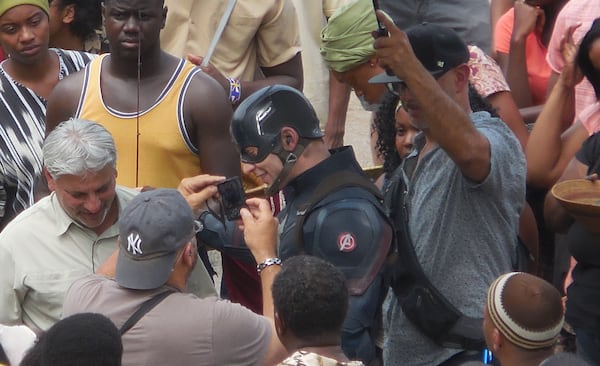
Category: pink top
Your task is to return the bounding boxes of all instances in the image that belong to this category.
[468,45,510,98]
[495,8,551,105]
[546,0,600,118]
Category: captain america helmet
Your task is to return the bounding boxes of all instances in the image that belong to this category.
[230,85,324,163]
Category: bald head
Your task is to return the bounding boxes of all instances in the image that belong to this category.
[486,272,563,350]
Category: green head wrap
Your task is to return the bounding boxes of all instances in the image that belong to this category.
[321,0,378,73]
[0,0,49,18]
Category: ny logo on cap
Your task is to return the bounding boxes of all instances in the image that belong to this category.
[127,233,143,256]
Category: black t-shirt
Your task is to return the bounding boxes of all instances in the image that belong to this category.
[566,132,600,331]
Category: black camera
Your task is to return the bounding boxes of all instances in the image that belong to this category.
[217,176,246,220]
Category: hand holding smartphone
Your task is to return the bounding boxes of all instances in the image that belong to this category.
[372,0,388,38]
[372,0,395,76]
[217,176,246,221]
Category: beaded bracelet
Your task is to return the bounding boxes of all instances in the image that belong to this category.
[256,257,282,273]
[227,77,241,105]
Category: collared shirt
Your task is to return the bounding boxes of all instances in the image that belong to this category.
[0,186,216,332]
[160,0,301,82]
[0,186,136,332]
[383,112,526,365]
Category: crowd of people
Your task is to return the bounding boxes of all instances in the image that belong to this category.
[0,0,599,365]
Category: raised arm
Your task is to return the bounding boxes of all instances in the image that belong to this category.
[495,4,543,107]
[187,0,302,105]
[188,52,303,106]
[374,12,491,182]
[526,26,587,188]
[526,78,588,188]
[240,198,287,365]
[323,71,352,149]
[490,0,514,58]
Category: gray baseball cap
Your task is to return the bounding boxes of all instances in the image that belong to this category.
[116,189,194,290]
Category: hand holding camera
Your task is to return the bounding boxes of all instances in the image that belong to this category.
[217,176,247,221]
[177,174,225,216]
[239,198,279,263]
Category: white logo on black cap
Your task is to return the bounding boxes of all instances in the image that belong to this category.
[127,233,143,256]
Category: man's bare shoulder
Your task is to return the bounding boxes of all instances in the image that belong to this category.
[186,66,229,99]
[183,66,231,118]
[54,68,87,96]
[46,69,89,134]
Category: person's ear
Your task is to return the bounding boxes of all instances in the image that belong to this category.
[62,4,76,24]
[178,242,194,267]
[280,127,299,151]
[161,6,168,29]
[367,56,379,68]
[491,328,503,353]
[44,168,56,192]
[454,63,471,92]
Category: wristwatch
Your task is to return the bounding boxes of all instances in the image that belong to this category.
[256,257,282,273]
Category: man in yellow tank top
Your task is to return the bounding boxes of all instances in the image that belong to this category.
[45,0,241,189]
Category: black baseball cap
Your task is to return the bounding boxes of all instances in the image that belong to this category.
[369,23,470,84]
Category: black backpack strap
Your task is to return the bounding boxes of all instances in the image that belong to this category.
[294,171,384,253]
[119,289,175,335]
[384,164,485,350]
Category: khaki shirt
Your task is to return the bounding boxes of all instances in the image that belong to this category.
[161,0,301,81]
[0,186,215,332]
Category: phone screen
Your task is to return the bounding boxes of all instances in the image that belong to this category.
[217,176,246,221]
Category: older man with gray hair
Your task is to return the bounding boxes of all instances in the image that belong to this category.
[0,119,216,333]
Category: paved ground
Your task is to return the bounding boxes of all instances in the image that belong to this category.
[342,94,376,167]
[209,95,374,294]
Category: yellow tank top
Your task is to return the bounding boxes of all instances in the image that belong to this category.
[76,54,201,189]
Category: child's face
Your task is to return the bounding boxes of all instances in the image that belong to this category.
[394,107,419,158]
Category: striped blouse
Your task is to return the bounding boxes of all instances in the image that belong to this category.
[0,49,95,228]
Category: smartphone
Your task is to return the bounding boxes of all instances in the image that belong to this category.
[372,0,388,38]
[217,176,246,221]
[372,0,395,76]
